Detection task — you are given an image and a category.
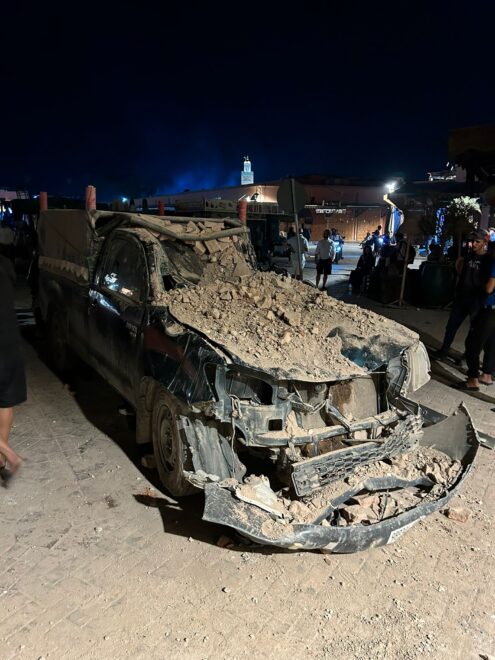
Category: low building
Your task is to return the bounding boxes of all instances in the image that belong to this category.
[134,172,391,243]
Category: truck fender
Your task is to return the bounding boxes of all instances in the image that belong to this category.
[136,376,159,444]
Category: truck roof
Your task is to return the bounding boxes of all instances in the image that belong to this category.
[37,209,248,283]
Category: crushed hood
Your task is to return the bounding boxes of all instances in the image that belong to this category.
[161,271,420,382]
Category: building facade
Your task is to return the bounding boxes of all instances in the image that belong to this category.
[134,175,390,242]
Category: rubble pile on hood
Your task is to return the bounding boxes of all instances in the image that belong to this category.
[163,268,418,380]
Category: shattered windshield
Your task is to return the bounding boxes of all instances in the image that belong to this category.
[158,232,255,290]
[159,239,205,286]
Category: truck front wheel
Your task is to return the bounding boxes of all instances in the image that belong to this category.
[152,387,196,497]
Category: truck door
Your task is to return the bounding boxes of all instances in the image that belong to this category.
[87,234,148,403]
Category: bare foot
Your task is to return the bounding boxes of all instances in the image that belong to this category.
[8,455,22,473]
[0,448,22,487]
[0,460,22,488]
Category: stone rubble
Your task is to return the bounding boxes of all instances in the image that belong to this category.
[158,233,418,380]
[295,446,462,526]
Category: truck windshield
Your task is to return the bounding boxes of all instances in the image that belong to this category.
[159,239,205,285]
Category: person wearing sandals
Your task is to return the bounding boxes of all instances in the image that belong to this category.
[461,237,495,391]
[0,250,26,484]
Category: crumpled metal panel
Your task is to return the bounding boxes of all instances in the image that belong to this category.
[180,415,246,482]
[202,405,478,552]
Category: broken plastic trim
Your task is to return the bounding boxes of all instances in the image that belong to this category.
[202,405,478,552]
[291,410,423,496]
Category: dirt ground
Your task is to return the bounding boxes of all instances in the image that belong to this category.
[0,331,493,660]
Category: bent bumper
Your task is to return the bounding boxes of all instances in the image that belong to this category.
[202,405,478,552]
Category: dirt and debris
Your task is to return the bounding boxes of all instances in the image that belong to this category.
[442,506,471,523]
[216,534,234,548]
[235,475,286,517]
[345,446,462,487]
[230,446,462,537]
[302,446,462,526]
[258,518,290,539]
[160,242,418,379]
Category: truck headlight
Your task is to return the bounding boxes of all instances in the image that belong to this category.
[387,340,430,397]
[403,341,430,394]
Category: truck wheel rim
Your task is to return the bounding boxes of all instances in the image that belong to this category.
[158,411,176,474]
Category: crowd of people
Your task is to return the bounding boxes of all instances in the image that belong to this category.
[353,225,495,390]
[349,226,416,296]
[286,225,343,285]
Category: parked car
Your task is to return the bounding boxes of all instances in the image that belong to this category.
[34,209,477,551]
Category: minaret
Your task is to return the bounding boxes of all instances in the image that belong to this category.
[241,156,254,185]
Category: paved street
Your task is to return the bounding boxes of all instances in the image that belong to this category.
[1,272,494,660]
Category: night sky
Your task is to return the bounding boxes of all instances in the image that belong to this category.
[2,1,493,200]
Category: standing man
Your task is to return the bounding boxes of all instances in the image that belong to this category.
[287,227,309,280]
[301,223,311,241]
[330,228,344,262]
[434,229,490,360]
[0,250,26,484]
[461,240,495,391]
[315,229,336,290]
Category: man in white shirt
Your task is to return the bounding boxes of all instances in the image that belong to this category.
[315,229,336,290]
[287,227,309,280]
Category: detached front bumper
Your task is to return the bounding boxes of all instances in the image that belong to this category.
[202,405,478,552]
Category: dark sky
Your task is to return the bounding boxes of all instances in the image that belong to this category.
[1,0,493,200]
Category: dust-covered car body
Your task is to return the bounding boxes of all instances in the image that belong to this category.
[35,209,478,552]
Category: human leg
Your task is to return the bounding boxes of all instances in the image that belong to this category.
[465,309,493,387]
[0,407,21,471]
[439,300,470,355]
[316,260,322,288]
[322,259,331,289]
[0,348,27,472]
[479,314,495,384]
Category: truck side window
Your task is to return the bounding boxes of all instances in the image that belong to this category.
[102,238,147,302]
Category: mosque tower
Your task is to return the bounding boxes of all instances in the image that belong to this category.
[241,155,254,185]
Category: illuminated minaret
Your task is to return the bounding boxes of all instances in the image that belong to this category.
[241,156,254,185]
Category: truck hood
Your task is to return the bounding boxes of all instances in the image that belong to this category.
[161,272,420,382]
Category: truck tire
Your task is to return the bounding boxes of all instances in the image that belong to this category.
[49,309,74,375]
[152,387,196,497]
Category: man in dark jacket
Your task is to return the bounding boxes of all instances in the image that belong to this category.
[461,241,495,390]
[0,251,26,484]
[433,229,490,360]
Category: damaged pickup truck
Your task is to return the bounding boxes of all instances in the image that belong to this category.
[35,209,479,552]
